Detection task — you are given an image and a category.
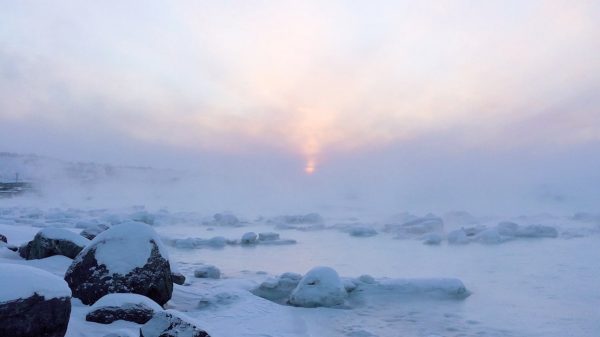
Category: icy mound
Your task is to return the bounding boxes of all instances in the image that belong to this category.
[0,263,71,302]
[194,264,221,279]
[354,277,470,299]
[252,272,302,302]
[449,222,559,245]
[289,266,347,308]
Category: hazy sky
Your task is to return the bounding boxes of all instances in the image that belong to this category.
[1,1,599,213]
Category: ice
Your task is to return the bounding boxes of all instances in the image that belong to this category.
[0,263,71,302]
[289,266,347,308]
[258,232,280,241]
[447,228,470,244]
[240,232,257,245]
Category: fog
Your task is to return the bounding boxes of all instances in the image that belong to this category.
[1,0,600,216]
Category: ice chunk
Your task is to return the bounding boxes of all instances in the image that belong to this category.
[289,266,347,308]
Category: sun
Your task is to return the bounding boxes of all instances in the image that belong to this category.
[304,158,316,175]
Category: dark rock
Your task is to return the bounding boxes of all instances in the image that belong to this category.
[171,272,186,285]
[0,294,71,337]
[0,233,6,243]
[80,224,110,240]
[64,223,173,305]
[86,303,155,324]
[19,228,89,260]
[140,311,210,337]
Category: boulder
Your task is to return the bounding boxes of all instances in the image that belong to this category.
[171,272,186,285]
[80,224,110,240]
[19,227,89,260]
[289,266,347,308]
[0,234,6,243]
[193,265,220,279]
[252,272,302,302]
[240,232,257,245]
[140,311,210,337]
[86,293,162,324]
[64,222,173,305]
[0,264,72,337]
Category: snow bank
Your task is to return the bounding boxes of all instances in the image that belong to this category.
[0,264,71,302]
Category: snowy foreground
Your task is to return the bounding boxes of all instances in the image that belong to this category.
[1,207,600,336]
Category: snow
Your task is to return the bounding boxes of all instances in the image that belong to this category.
[80,221,169,275]
[90,293,163,312]
[0,263,71,302]
[289,266,347,308]
[38,227,90,246]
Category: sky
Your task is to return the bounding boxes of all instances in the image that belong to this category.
[1,0,599,214]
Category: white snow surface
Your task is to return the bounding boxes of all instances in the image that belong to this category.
[0,263,71,302]
[79,221,169,275]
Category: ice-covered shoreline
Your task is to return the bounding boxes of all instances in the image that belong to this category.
[1,206,600,336]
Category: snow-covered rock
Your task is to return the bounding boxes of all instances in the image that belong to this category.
[289,266,347,308]
[64,222,174,305]
[171,272,186,285]
[86,293,163,324]
[241,232,258,245]
[194,264,221,279]
[258,232,280,241]
[252,272,302,302]
[211,212,241,227]
[19,227,89,260]
[0,264,71,337]
[140,311,211,337]
[80,224,110,240]
[421,233,443,245]
[447,229,470,244]
[347,226,378,237]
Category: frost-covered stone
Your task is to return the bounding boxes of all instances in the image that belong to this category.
[252,272,302,302]
[140,311,210,337]
[289,266,347,308]
[447,229,470,244]
[515,225,558,238]
[212,212,240,227]
[80,224,110,240]
[19,227,89,260]
[347,226,377,237]
[171,272,186,285]
[258,232,280,241]
[86,293,162,324]
[241,232,257,244]
[0,264,72,337]
[64,222,173,305]
[194,265,220,279]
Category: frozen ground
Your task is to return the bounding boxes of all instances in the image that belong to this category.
[1,206,599,336]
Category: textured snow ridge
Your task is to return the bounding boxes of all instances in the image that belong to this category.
[0,263,71,302]
[77,221,169,275]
